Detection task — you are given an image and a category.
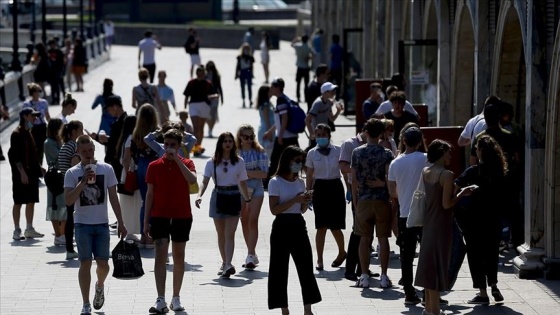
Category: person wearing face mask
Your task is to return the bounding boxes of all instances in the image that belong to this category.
[9,108,45,241]
[268,145,321,315]
[304,124,346,271]
[143,129,197,314]
[23,82,51,165]
[305,82,343,149]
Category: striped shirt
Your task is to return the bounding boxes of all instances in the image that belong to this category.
[239,148,269,172]
[57,140,78,174]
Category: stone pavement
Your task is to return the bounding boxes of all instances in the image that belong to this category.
[1,43,559,315]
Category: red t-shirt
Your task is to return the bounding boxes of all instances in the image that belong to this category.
[146,157,196,218]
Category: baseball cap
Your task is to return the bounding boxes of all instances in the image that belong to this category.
[403,127,423,146]
[103,95,122,109]
[320,82,338,94]
[19,107,40,119]
[271,77,285,89]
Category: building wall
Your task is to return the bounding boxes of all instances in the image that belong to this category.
[311,0,560,272]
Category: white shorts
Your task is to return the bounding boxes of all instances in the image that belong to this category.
[189,101,210,119]
[190,54,201,66]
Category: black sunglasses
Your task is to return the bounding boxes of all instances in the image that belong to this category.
[241,134,255,140]
[223,161,228,173]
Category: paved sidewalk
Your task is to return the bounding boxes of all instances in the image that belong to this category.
[1,43,559,315]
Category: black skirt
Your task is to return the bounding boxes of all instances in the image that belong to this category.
[312,178,346,230]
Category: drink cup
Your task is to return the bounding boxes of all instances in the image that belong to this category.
[85,163,97,184]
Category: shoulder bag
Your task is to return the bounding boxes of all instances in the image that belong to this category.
[406,167,427,228]
[213,161,242,215]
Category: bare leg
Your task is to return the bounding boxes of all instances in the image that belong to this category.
[247,197,263,255]
[213,219,226,263]
[95,259,110,288]
[171,241,187,297]
[315,228,327,267]
[224,217,239,265]
[12,204,22,227]
[154,238,170,297]
[51,220,61,236]
[330,229,346,259]
[25,203,35,227]
[359,236,372,274]
[378,236,390,274]
[79,260,93,304]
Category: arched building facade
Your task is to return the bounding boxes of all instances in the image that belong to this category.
[311,0,560,278]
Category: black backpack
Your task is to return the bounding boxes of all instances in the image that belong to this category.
[44,162,65,210]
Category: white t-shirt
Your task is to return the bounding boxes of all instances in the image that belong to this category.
[387,151,428,218]
[374,100,418,117]
[203,158,249,187]
[306,144,342,180]
[460,114,487,143]
[268,176,306,214]
[103,22,114,36]
[64,161,118,224]
[138,38,160,65]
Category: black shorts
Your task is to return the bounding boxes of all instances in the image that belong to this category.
[12,171,40,205]
[149,217,193,242]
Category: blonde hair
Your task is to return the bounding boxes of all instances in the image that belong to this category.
[236,124,264,152]
[27,82,42,94]
[132,104,159,150]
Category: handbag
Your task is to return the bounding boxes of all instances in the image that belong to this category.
[44,161,65,210]
[213,161,242,215]
[111,239,144,280]
[406,168,427,228]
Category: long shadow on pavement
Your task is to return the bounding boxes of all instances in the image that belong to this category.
[10,239,42,247]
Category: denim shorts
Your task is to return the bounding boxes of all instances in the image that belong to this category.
[75,223,110,261]
[246,178,265,198]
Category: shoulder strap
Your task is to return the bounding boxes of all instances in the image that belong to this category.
[212,159,218,186]
[470,115,484,139]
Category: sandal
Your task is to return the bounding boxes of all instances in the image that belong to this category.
[491,286,504,302]
[331,252,347,268]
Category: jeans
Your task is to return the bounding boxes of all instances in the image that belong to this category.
[239,68,253,101]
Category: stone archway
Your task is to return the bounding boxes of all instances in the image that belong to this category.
[491,2,526,126]
[450,1,475,126]
[544,23,560,260]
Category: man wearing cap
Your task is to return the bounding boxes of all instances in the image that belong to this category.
[362,82,384,120]
[305,64,329,113]
[388,127,428,305]
[8,108,45,240]
[264,78,300,182]
[95,95,127,179]
[305,82,343,148]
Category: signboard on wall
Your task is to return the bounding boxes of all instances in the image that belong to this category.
[410,70,430,85]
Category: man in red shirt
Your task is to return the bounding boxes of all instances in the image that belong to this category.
[143,129,197,314]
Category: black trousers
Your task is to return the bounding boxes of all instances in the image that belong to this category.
[295,67,310,101]
[143,63,156,83]
[65,204,75,252]
[267,137,299,181]
[31,123,47,165]
[397,218,422,295]
[463,219,501,289]
[268,214,321,309]
[345,193,361,277]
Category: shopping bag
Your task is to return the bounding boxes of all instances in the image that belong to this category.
[111,239,144,279]
[406,168,426,228]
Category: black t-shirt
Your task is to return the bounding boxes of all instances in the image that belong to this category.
[305,80,321,111]
[185,35,199,55]
[384,110,419,145]
[454,164,506,218]
[48,48,64,72]
[183,79,213,104]
[470,127,519,173]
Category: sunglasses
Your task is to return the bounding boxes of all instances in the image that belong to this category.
[163,142,177,147]
[241,134,255,140]
[223,161,228,173]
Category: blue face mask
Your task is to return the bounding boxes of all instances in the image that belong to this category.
[316,137,329,147]
[290,162,302,173]
[25,121,33,129]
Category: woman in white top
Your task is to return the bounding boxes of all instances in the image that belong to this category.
[268,145,321,315]
[305,124,346,271]
[260,31,271,83]
[196,132,251,278]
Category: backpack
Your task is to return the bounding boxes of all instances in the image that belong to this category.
[278,97,306,134]
[44,162,65,210]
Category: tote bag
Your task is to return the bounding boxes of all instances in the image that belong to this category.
[406,168,426,228]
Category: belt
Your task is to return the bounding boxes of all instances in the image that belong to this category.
[215,185,238,191]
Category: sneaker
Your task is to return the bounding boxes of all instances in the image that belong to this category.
[12,228,24,240]
[244,254,257,269]
[93,283,104,310]
[24,228,44,238]
[467,294,490,305]
[221,264,236,278]
[66,251,79,260]
[355,274,369,288]
[170,296,185,311]
[491,286,504,302]
[404,294,421,305]
[149,297,169,314]
[80,303,92,315]
[380,274,393,288]
[54,235,66,246]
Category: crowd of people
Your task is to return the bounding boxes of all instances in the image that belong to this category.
[3,28,523,315]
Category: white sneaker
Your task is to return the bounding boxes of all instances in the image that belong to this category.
[80,303,92,315]
[66,251,79,260]
[380,274,393,288]
[149,297,169,314]
[12,228,24,240]
[355,274,369,288]
[244,254,257,269]
[170,296,185,311]
[54,235,66,245]
[24,228,44,238]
